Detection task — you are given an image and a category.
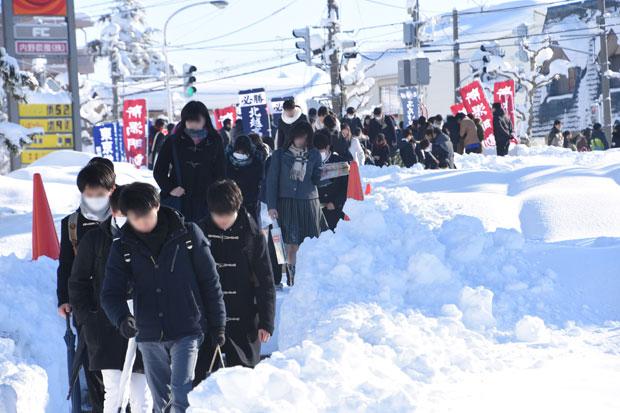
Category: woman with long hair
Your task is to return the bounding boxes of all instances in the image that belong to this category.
[153,100,225,222]
[266,121,324,286]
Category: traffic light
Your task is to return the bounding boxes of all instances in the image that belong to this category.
[293,27,312,65]
[183,63,197,97]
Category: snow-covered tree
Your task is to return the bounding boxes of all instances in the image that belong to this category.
[340,55,375,112]
[87,0,166,79]
[0,47,39,171]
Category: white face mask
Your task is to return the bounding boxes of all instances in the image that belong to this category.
[320,151,329,162]
[233,152,249,160]
[114,216,127,228]
[83,196,109,211]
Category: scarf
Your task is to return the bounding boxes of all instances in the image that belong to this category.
[288,145,308,182]
[228,151,253,168]
[80,197,111,222]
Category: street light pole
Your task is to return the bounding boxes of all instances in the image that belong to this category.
[162,0,228,119]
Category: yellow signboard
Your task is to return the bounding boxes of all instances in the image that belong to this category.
[18,103,72,118]
[19,118,73,133]
[28,133,74,149]
[20,149,57,165]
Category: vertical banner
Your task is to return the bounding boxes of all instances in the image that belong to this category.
[270,96,293,130]
[122,98,147,168]
[238,88,271,137]
[459,80,494,142]
[450,103,466,116]
[493,79,515,127]
[398,86,419,128]
[213,106,237,130]
[93,122,125,162]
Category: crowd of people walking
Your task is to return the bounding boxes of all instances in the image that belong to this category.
[58,97,618,413]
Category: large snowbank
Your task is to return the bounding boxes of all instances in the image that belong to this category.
[0,148,619,412]
[190,147,620,412]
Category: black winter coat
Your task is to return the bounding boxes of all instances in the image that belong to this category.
[398,139,418,168]
[612,131,620,149]
[153,131,226,222]
[275,113,308,149]
[432,132,456,169]
[493,109,513,144]
[57,210,101,306]
[372,143,391,167]
[318,152,349,230]
[197,209,275,368]
[341,115,363,132]
[69,218,143,371]
[331,134,354,162]
[226,151,264,219]
[101,207,226,343]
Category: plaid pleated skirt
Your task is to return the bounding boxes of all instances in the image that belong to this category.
[277,197,327,245]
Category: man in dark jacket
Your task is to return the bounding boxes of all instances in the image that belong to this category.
[69,186,151,411]
[427,127,455,169]
[275,99,308,148]
[194,180,276,385]
[149,118,167,169]
[492,102,514,156]
[219,118,233,149]
[398,128,418,167]
[153,101,226,222]
[314,131,349,230]
[612,122,620,149]
[58,159,115,413]
[547,120,562,146]
[101,182,226,413]
[341,106,363,132]
[591,123,610,150]
[368,107,396,148]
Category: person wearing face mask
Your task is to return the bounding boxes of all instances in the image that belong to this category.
[341,106,363,132]
[266,122,324,286]
[275,98,308,149]
[193,180,275,386]
[153,101,225,222]
[428,127,456,169]
[101,182,226,413]
[69,186,153,413]
[219,118,233,149]
[58,159,116,413]
[225,135,264,221]
[313,131,349,231]
[418,137,439,169]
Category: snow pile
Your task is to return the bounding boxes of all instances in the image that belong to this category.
[190,147,620,412]
[0,151,153,411]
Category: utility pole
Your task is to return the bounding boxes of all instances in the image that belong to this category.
[452,8,461,103]
[112,62,120,123]
[67,0,82,151]
[598,0,612,140]
[327,0,342,116]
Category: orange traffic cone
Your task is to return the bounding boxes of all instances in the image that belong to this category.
[365,183,372,195]
[347,161,364,201]
[32,173,60,260]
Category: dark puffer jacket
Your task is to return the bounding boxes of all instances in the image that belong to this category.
[101,207,226,343]
[69,218,143,371]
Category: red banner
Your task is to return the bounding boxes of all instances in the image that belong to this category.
[14,0,66,15]
[493,79,515,128]
[459,80,494,142]
[450,103,466,116]
[122,99,147,168]
[213,106,237,130]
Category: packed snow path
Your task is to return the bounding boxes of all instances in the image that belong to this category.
[0,148,619,412]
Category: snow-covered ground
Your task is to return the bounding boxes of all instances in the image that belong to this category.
[0,147,619,412]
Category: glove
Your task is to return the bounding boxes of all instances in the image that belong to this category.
[119,316,138,339]
[210,328,226,347]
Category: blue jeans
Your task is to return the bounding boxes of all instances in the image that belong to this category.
[138,334,203,413]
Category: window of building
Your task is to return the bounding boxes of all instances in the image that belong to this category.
[380,85,401,115]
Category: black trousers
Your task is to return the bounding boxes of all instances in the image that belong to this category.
[76,325,105,413]
[496,138,510,156]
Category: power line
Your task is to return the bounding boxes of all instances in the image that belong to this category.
[172,0,301,48]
